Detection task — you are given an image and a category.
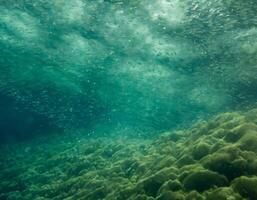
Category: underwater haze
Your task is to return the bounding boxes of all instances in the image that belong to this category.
[1,0,257,200]
[1,0,257,141]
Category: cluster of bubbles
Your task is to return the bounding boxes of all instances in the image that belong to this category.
[0,0,257,139]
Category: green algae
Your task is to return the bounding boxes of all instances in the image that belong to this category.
[1,109,257,199]
[232,176,257,200]
[183,170,228,192]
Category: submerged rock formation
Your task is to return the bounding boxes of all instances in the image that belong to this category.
[1,108,257,199]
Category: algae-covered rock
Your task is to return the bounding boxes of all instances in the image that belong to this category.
[157,157,176,169]
[1,109,257,200]
[156,191,185,200]
[205,187,243,200]
[185,191,205,200]
[117,187,137,200]
[245,109,257,124]
[134,194,150,200]
[183,170,228,192]
[176,155,195,167]
[201,146,245,180]
[158,180,183,194]
[239,132,257,153]
[191,142,210,160]
[178,164,204,182]
[232,176,257,200]
[83,186,108,200]
[140,171,170,197]
[224,123,257,143]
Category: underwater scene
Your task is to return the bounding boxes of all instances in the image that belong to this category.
[1,0,257,199]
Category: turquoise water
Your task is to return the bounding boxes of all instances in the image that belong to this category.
[0,0,257,199]
[1,0,256,141]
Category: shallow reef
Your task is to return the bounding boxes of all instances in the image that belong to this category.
[1,108,257,200]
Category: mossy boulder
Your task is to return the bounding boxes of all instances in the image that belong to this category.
[134,194,152,200]
[239,132,257,153]
[210,140,226,153]
[224,123,257,143]
[214,112,245,130]
[117,187,137,200]
[156,191,185,200]
[183,170,228,192]
[157,157,176,169]
[176,155,195,167]
[205,187,243,200]
[68,160,92,176]
[185,191,204,200]
[140,171,170,197]
[158,180,183,194]
[179,164,204,182]
[191,142,210,160]
[83,186,108,200]
[201,147,245,180]
[232,176,257,200]
[245,109,257,124]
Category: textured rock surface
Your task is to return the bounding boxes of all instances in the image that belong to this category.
[0,108,257,199]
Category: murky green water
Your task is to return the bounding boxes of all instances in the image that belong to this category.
[0,0,257,199]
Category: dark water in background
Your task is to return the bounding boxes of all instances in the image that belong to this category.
[0,0,257,142]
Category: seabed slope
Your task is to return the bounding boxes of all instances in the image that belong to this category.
[1,109,257,200]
